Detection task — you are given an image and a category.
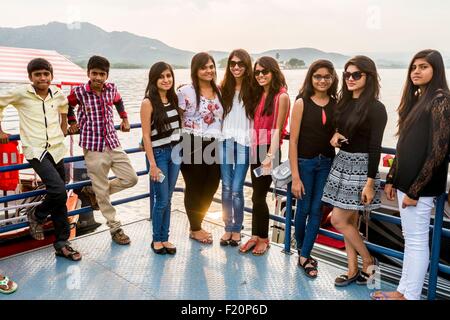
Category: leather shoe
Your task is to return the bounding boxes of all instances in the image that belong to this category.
[151,241,167,254]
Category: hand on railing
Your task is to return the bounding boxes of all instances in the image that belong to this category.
[68,123,80,135]
[120,118,130,132]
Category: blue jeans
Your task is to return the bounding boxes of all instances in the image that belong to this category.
[219,139,250,233]
[294,155,332,258]
[150,144,181,242]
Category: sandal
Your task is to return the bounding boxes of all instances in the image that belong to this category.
[189,231,213,244]
[239,238,258,253]
[220,232,232,246]
[229,233,241,247]
[370,291,405,300]
[27,208,45,241]
[357,256,379,285]
[299,257,318,279]
[0,276,18,294]
[252,238,270,256]
[334,271,360,287]
[55,245,82,261]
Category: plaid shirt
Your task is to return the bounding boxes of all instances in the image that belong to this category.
[67,82,127,152]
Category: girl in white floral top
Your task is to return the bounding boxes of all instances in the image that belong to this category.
[176,52,224,244]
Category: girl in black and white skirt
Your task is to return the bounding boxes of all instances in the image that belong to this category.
[322,56,387,287]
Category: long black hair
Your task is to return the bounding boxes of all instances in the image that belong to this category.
[397,49,450,136]
[297,59,338,100]
[220,49,255,119]
[144,61,179,133]
[335,55,380,138]
[253,56,287,116]
[190,52,223,109]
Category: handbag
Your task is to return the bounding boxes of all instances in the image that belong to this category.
[271,160,292,188]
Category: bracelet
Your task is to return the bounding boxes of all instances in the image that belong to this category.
[266,152,274,160]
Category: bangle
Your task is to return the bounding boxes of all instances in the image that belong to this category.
[266,152,274,159]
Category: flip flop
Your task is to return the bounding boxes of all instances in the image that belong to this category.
[0,276,18,294]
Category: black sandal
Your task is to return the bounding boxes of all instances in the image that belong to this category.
[299,258,318,279]
[334,271,360,287]
[55,245,82,261]
[357,256,379,285]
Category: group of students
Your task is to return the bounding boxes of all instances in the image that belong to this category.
[0,48,449,301]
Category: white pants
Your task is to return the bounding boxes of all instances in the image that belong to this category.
[397,190,434,300]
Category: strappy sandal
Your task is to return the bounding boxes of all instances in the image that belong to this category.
[252,238,270,256]
[229,233,241,247]
[239,238,258,253]
[0,276,18,294]
[55,245,82,261]
[334,272,360,287]
[27,209,45,241]
[220,233,232,246]
[299,257,318,279]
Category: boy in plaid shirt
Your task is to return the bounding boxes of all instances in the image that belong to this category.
[68,56,138,245]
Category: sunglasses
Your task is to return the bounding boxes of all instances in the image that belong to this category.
[312,74,333,82]
[254,69,270,77]
[343,71,365,81]
[230,61,246,68]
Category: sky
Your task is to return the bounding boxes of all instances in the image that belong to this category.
[2,0,450,55]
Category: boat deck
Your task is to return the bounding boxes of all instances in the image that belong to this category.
[0,209,396,300]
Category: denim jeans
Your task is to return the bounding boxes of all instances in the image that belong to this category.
[219,139,250,233]
[150,144,181,242]
[294,155,332,258]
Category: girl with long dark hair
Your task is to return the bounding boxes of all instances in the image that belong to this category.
[140,61,181,254]
[177,52,224,244]
[239,56,290,256]
[372,50,450,300]
[322,56,387,286]
[219,49,254,246]
[289,60,338,278]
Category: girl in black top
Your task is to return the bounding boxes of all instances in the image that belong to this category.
[374,50,450,300]
[322,56,387,287]
[289,60,338,278]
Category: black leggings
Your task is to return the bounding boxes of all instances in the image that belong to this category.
[250,145,281,238]
[180,134,220,231]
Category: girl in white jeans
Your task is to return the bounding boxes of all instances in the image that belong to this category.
[374,49,450,300]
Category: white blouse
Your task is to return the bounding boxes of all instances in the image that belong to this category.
[221,91,252,146]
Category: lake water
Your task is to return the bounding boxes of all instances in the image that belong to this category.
[1,68,448,231]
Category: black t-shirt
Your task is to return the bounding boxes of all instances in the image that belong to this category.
[297,96,336,159]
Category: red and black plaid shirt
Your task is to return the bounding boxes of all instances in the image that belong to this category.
[68,81,127,152]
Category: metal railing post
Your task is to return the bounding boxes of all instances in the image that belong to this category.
[283,182,293,254]
[427,192,446,300]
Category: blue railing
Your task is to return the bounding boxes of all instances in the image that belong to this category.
[0,123,449,300]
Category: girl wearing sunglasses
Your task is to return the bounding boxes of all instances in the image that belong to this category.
[373,50,450,300]
[239,56,290,256]
[177,52,224,244]
[219,49,255,247]
[322,56,387,287]
[289,60,338,278]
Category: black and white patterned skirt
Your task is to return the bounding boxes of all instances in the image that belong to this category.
[321,150,381,211]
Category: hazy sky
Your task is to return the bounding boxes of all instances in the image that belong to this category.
[2,0,449,54]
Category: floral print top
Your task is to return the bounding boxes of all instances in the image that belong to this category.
[176,84,223,138]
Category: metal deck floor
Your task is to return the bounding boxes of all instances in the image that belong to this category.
[0,209,396,300]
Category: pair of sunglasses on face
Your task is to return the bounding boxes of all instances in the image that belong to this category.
[229,60,246,68]
[343,71,365,81]
[254,69,270,76]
